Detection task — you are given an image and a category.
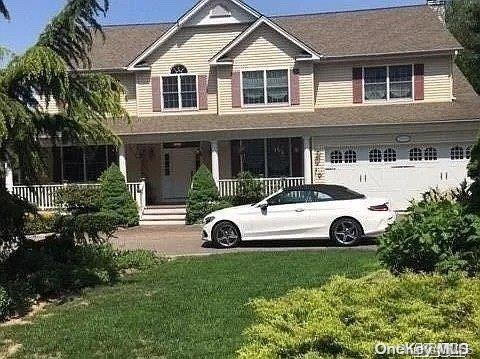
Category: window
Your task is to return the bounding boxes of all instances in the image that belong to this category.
[61,145,117,183]
[364,65,413,101]
[267,138,290,177]
[369,149,382,162]
[330,150,343,164]
[162,65,197,110]
[384,148,397,162]
[389,65,413,99]
[364,67,387,101]
[268,190,310,206]
[424,147,438,161]
[243,69,289,105]
[310,190,333,202]
[466,146,472,159]
[451,146,464,160]
[409,147,423,161]
[344,150,357,163]
[164,153,170,176]
[241,139,265,177]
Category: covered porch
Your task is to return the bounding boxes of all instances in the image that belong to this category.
[4,135,312,209]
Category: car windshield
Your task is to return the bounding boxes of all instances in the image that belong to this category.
[266,186,365,206]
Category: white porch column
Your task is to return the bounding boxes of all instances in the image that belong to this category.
[4,162,13,192]
[118,143,127,181]
[211,140,220,186]
[303,136,312,184]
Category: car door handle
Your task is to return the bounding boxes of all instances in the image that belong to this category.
[295,208,305,212]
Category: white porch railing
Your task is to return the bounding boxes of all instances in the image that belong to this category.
[218,177,305,197]
[11,181,146,212]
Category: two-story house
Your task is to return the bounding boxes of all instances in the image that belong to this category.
[10,0,480,213]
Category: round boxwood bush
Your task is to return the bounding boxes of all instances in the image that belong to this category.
[378,197,480,276]
[238,271,480,359]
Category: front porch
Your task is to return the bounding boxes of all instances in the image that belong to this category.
[4,136,312,210]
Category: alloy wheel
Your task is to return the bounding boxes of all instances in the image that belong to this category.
[332,219,361,246]
[214,222,240,248]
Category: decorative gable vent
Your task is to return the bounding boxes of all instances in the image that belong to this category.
[210,4,231,18]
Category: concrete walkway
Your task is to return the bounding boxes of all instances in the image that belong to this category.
[111,225,377,257]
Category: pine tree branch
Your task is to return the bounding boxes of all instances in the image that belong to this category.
[0,0,9,20]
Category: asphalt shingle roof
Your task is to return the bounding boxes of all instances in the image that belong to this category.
[87,5,461,69]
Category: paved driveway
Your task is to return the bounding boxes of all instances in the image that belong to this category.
[112,225,377,257]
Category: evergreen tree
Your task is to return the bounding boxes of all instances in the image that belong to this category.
[99,164,139,227]
[446,0,480,93]
[186,165,219,224]
[0,0,127,249]
[467,140,480,211]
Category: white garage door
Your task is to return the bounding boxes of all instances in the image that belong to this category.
[325,143,472,210]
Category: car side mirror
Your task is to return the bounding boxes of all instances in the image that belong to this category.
[258,201,268,211]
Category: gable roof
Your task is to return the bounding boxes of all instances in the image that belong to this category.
[210,16,322,64]
[84,4,462,70]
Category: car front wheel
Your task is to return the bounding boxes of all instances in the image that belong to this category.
[330,218,363,246]
[212,221,241,248]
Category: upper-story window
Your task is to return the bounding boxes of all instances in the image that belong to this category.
[242,69,289,106]
[364,65,412,102]
[162,65,197,110]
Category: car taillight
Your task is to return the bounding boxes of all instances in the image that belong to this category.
[369,203,389,211]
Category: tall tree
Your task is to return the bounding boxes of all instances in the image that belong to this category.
[0,0,127,249]
[446,0,480,94]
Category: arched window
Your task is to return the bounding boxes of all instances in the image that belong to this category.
[163,65,197,110]
[330,150,343,164]
[466,146,472,160]
[344,150,357,163]
[369,149,382,162]
[450,146,464,160]
[424,147,438,161]
[409,147,423,161]
[170,64,188,74]
[384,148,397,162]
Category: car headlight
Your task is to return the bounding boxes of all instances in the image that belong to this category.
[204,216,215,224]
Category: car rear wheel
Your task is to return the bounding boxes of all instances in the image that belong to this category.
[212,221,241,248]
[330,218,363,246]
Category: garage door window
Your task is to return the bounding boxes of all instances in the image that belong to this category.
[369,149,382,162]
[330,151,343,164]
[424,147,438,161]
[344,150,357,163]
[409,148,423,161]
[466,146,472,159]
[451,146,464,160]
[384,148,397,162]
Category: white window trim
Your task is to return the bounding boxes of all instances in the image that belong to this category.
[362,64,415,103]
[161,73,199,112]
[240,69,291,108]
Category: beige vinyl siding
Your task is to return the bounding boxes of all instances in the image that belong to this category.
[219,23,315,114]
[37,96,61,114]
[137,24,246,117]
[112,73,137,116]
[424,56,452,101]
[315,55,454,108]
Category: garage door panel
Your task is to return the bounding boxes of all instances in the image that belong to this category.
[325,143,471,211]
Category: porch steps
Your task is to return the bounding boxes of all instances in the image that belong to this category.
[140,205,187,226]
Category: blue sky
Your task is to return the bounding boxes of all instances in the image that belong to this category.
[1,0,423,54]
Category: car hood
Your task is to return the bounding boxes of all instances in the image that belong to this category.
[209,204,255,217]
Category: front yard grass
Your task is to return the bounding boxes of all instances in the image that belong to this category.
[0,250,379,358]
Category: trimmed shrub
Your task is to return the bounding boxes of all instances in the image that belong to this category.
[55,185,102,213]
[231,172,264,206]
[99,164,139,227]
[114,249,162,271]
[378,194,480,276]
[468,138,480,212]
[25,212,58,235]
[238,271,480,359]
[0,286,12,321]
[55,212,119,245]
[186,165,220,224]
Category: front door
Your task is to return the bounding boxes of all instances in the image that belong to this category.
[162,147,198,201]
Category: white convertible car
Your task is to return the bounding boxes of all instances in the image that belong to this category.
[202,184,396,248]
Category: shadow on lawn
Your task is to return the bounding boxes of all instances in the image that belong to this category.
[202,238,378,249]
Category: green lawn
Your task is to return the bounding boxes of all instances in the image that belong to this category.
[1,250,379,358]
